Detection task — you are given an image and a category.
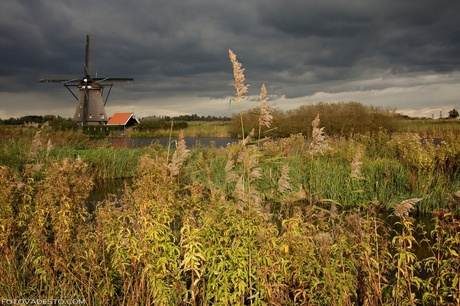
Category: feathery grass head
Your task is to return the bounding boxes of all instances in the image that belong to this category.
[168,130,189,177]
[225,152,238,184]
[29,131,42,161]
[259,84,273,129]
[229,49,250,141]
[350,148,363,178]
[229,49,249,100]
[310,114,327,156]
[278,163,292,193]
[394,198,422,218]
[46,139,53,159]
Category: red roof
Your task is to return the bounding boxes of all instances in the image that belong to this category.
[107,112,139,125]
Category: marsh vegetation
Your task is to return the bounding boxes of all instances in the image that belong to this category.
[0,51,459,305]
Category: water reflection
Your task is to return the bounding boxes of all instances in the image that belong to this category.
[87,178,128,212]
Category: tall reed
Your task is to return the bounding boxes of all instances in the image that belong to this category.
[258,84,273,140]
[229,49,249,140]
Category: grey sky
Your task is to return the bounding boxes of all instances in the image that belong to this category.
[0,0,459,119]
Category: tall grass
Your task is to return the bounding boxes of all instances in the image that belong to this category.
[130,121,232,138]
[229,49,250,141]
[52,147,148,179]
[1,51,460,304]
[1,121,460,304]
[399,119,460,138]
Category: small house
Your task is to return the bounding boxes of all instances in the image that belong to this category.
[107,112,140,128]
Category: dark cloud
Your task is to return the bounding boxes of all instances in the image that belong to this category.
[0,0,459,119]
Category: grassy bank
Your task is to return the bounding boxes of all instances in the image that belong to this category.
[1,122,458,211]
[129,120,232,138]
[1,125,460,304]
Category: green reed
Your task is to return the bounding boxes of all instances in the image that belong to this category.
[1,51,460,305]
[1,131,460,304]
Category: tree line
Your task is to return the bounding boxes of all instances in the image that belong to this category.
[0,115,77,129]
[0,114,231,125]
[229,102,460,138]
[141,114,231,122]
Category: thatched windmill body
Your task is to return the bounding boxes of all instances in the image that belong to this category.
[39,35,133,126]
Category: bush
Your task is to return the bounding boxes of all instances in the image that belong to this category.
[230,102,399,138]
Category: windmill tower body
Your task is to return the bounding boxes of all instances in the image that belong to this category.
[40,35,133,126]
[74,78,108,125]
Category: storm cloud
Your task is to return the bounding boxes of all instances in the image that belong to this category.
[0,0,459,119]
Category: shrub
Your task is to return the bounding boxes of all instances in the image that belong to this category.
[230,101,399,138]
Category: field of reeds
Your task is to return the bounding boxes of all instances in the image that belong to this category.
[130,120,232,138]
[0,51,459,305]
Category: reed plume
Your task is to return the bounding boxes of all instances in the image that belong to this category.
[46,139,53,160]
[278,163,292,193]
[234,174,246,204]
[229,50,249,100]
[168,130,189,177]
[350,148,363,178]
[248,156,261,182]
[394,198,422,218]
[258,84,273,139]
[225,152,238,184]
[229,49,249,140]
[310,114,327,156]
[29,131,42,161]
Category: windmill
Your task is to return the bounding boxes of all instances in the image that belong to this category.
[39,35,133,126]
